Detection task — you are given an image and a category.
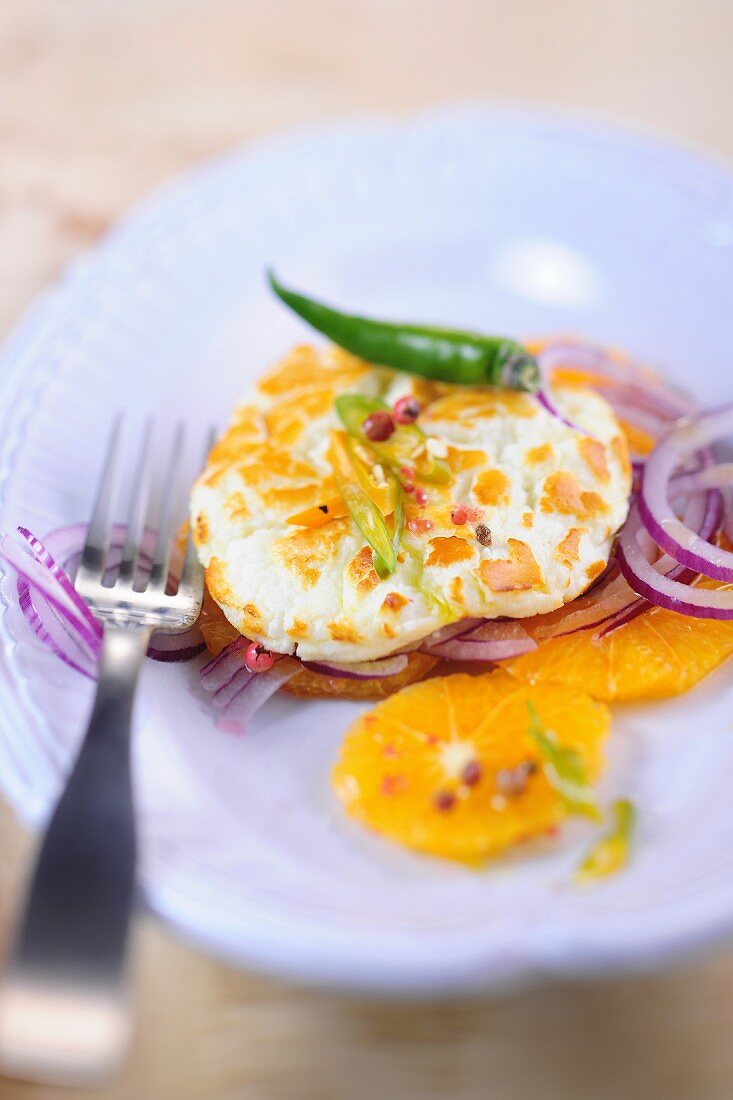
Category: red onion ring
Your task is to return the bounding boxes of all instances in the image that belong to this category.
[535,388,582,432]
[618,506,733,619]
[200,637,249,691]
[423,619,536,662]
[638,405,733,580]
[1,535,103,652]
[597,469,722,635]
[18,526,103,642]
[17,578,98,679]
[2,526,205,675]
[215,657,300,734]
[537,340,696,422]
[301,654,409,680]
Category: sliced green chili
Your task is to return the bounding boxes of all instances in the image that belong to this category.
[331,432,397,575]
[576,799,636,883]
[335,394,451,485]
[269,270,540,392]
[526,700,602,822]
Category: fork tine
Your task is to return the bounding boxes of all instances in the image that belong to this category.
[77,415,123,583]
[116,419,154,587]
[177,425,217,596]
[146,423,186,592]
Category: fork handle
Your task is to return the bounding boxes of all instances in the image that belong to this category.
[9,626,148,987]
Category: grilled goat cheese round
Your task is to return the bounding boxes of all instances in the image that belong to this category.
[190,345,631,662]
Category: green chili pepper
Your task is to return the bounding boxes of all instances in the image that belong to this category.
[526,700,602,822]
[268,271,540,392]
[336,394,451,485]
[331,432,397,574]
[375,484,404,580]
[576,799,636,883]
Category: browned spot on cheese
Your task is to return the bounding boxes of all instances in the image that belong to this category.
[446,446,487,473]
[273,519,349,589]
[264,388,335,446]
[425,535,475,567]
[327,619,363,644]
[225,492,250,522]
[521,512,534,528]
[526,442,552,465]
[258,345,368,397]
[347,546,381,595]
[479,539,543,593]
[261,483,323,512]
[555,526,587,567]
[285,618,309,640]
[382,623,397,639]
[473,469,510,507]
[237,446,316,483]
[541,471,608,519]
[242,604,265,635]
[449,576,465,605]
[579,437,610,482]
[586,560,607,581]
[201,462,228,489]
[382,592,409,613]
[426,390,537,424]
[207,407,265,466]
[206,557,238,608]
[193,511,209,546]
[612,433,632,476]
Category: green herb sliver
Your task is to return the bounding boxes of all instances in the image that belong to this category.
[576,799,636,884]
[269,270,540,392]
[526,700,602,822]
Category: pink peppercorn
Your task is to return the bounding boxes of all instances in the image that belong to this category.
[393,396,421,424]
[461,760,482,786]
[466,507,485,523]
[361,410,395,442]
[434,790,456,812]
[414,487,428,505]
[399,465,416,482]
[451,505,468,525]
[408,517,434,536]
[244,641,276,673]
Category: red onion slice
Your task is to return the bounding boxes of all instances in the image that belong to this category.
[598,470,721,636]
[5,525,204,676]
[536,388,582,432]
[423,635,536,662]
[17,578,98,679]
[18,526,103,642]
[301,654,409,680]
[538,341,696,422]
[1,535,102,652]
[147,625,205,662]
[424,619,536,661]
[638,405,733,580]
[215,658,300,734]
[200,637,249,691]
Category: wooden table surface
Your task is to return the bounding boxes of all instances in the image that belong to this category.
[2,2,733,1097]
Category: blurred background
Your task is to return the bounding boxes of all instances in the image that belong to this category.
[2,2,733,1097]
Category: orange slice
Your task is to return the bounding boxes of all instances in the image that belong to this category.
[332,670,609,864]
[507,596,733,702]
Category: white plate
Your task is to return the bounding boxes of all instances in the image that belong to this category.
[2,106,733,995]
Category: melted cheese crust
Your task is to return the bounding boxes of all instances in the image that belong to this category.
[191,345,631,661]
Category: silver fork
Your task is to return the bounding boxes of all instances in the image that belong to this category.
[0,418,206,1086]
